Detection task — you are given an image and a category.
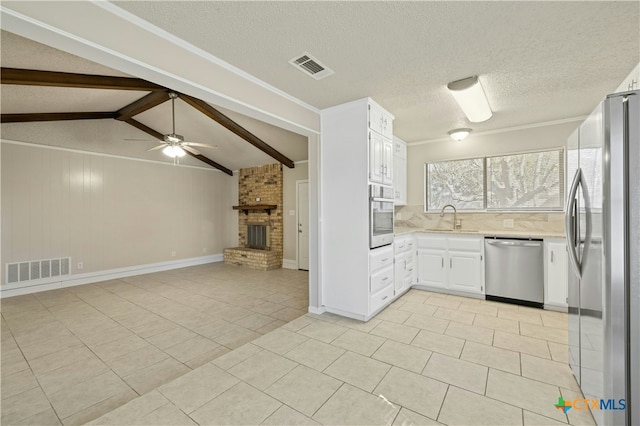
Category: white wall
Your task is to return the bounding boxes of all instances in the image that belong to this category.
[1,141,235,287]
[282,162,309,264]
[406,120,582,206]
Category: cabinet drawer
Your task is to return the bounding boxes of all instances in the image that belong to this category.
[417,235,447,249]
[406,239,415,251]
[448,236,483,252]
[394,239,407,253]
[370,246,394,272]
[370,266,394,294]
[370,284,394,313]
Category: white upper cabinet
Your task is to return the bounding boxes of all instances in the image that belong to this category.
[382,137,393,185]
[369,131,394,185]
[369,102,394,139]
[393,137,407,205]
[369,131,384,184]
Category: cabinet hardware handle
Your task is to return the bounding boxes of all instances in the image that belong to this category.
[382,277,389,281]
[382,296,388,300]
[550,251,554,263]
[450,258,452,268]
[408,268,413,272]
[382,258,389,262]
[441,258,444,268]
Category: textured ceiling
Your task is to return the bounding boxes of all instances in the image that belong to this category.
[112,1,640,142]
[0,31,308,171]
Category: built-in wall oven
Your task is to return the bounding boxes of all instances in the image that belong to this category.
[370,184,394,249]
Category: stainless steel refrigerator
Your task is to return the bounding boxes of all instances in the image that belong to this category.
[566,89,639,426]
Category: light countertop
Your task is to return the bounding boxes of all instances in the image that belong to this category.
[394,226,565,239]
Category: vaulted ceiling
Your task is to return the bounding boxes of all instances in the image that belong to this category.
[0,31,309,171]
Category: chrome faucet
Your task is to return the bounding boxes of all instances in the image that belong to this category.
[440,204,459,230]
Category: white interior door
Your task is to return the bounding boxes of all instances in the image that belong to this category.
[297,181,309,270]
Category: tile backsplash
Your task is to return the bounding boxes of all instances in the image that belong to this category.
[395,205,564,235]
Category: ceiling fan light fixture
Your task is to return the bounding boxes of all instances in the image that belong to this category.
[448,128,472,141]
[162,145,186,158]
[165,133,183,144]
[447,76,492,123]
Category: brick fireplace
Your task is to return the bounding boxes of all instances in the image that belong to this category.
[224,163,283,270]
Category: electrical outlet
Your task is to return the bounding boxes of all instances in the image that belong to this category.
[171,251,176,257]
[77,262,83,270]
[396,212,402,220]
[503,219,514,228]
[256,197,261,202]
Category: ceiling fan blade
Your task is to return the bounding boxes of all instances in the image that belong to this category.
[125,138,157,141]
[184,142,219,149]
[147,144,167,152]
[182,145,201,156]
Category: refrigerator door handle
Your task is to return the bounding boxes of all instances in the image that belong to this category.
[565,168,583,278]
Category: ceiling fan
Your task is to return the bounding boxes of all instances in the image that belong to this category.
[128,92,218,160]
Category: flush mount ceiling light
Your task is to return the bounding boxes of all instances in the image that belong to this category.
[448,128,472,141]
[447,76,493,123]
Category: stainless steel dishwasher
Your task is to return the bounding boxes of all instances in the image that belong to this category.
[484,237,544,308]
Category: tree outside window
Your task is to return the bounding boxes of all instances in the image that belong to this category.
[425,149,564,212]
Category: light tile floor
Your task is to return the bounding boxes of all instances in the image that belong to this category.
[2,267,593,425]
[86,289,593,426]
[1,263,308,425]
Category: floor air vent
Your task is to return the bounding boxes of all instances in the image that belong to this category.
[6,257,71,285]
[289,52,334,80]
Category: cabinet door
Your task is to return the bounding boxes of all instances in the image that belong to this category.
[546,242,568,307]
[448,251,483,294]
[381,112,393,139]
[404,251,416,287]
[369,131,384,183]
[368,103,384,135]
[417,249,446,288]
[382,138,394,185]
[394,253,406,294]
[393,139,406,204]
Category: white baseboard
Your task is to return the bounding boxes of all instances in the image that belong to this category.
[307,305,326,315]
[282,259,298,270]
[1,254,223,298]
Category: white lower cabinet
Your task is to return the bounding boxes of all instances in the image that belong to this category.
[369,245,394,315]
[545,240,568,309]
[416,234,484,296]
[448,251,483,293]
[417,249,446,288]
[394,235,416,296]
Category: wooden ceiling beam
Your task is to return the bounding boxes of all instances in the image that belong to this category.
[122,119,233,176]
[115,91,170,121]
[1,67,166,91]
[183,150,234,176]
[178,93,295,169]
[1,112,117,123]
[122,118,165,140]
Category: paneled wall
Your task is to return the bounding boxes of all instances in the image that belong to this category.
[1,141,235,287]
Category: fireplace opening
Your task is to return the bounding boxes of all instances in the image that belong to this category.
[247,223,270,250]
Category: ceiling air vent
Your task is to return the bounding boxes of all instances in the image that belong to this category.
[289,52,334,80]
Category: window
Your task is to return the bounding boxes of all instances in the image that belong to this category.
[486,150,564,210]
[426,159,484,210]
[425,149,564,211]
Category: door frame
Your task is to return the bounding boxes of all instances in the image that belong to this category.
[296,179,309,270]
